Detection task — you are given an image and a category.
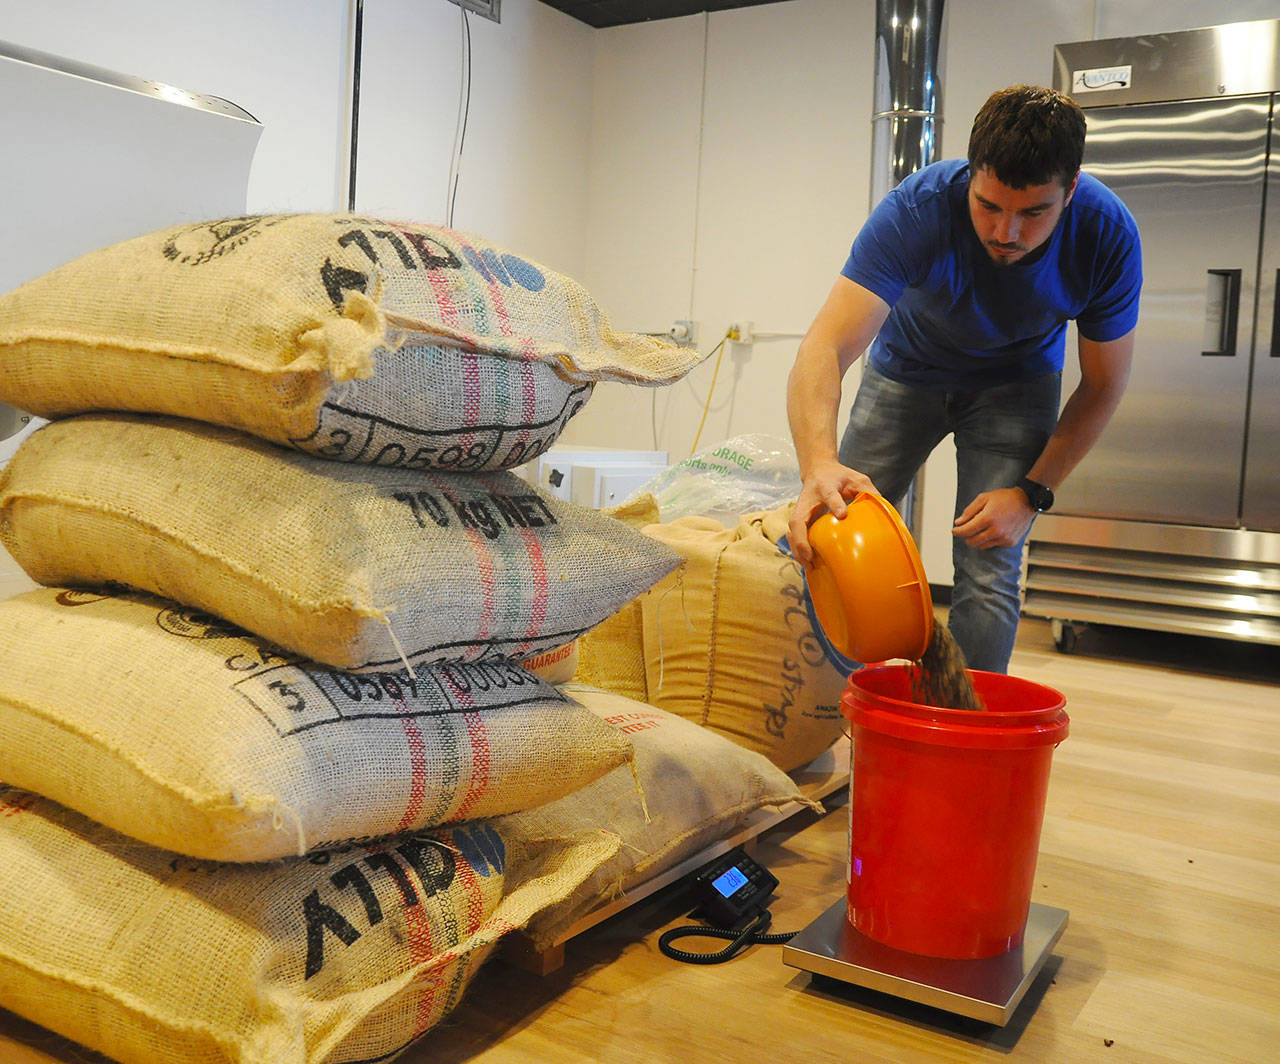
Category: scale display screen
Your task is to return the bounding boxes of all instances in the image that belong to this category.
[691,847,777,927]
[711,865,749,898]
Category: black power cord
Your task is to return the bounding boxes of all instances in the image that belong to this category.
[658,908,798,965]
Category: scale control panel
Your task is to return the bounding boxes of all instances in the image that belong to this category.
[691,847,779,928]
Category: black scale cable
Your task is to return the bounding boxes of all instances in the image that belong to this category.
[658,907,798,965]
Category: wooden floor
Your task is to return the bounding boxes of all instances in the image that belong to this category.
[1,617,1277,1063]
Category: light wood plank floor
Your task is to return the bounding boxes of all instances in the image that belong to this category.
[2,617,1277,1063]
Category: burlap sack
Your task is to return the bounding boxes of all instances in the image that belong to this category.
[0,214,701,471]
[499,684,814,949]
[0,587,633,862]
[640,505,847,771]
[0,786,619,1064]
[0,414,681,672]
[515,641,579,684]
[572,601,647,701]
[570,494,661,701]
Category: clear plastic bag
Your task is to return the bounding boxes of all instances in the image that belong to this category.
[625,434,801,524]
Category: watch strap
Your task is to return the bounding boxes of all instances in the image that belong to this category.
[1017,477,1054,512]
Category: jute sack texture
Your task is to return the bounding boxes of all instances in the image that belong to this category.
[0,214,700,471]
[0,414,681,672]
[640,505,847,772]
[0,786,619,1064]
[0,587,633,861]
[570,494,660,701]
[515,640,579,684]
[498,684,814,950]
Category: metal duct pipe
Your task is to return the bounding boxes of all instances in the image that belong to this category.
[871,0,946,205]
[870,0,946,540]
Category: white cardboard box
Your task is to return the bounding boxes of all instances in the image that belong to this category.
[569,462,668,508]
[528,446,667,502]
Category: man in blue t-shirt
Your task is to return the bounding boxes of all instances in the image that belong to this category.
[786,84,1142,673]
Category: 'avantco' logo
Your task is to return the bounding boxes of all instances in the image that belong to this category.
[162,217,274,266]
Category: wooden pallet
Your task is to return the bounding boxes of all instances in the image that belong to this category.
[501,735,851,975]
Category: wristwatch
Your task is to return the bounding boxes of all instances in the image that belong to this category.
[1017,477,1055,513]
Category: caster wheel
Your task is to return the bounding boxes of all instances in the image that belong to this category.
[1051,619,1082,654]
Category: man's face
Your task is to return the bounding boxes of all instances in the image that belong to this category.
[967,166,1077,266]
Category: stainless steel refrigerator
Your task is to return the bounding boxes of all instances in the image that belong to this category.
[1024,20,1280,649]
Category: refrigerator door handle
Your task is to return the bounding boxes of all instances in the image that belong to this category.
[1271,269,1280,358]
[1201,269,1241,356]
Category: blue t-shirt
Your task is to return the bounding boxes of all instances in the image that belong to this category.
[841,159,1142,389]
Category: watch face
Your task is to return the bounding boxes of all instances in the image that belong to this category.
[1021,479,1053,511]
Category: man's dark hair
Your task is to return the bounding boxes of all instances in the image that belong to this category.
[967,84,1086,189]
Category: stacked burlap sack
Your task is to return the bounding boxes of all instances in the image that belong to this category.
[575,496,851,773]
[0,215,807,1064]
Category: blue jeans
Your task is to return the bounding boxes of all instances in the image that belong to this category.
[837,364,1062,673]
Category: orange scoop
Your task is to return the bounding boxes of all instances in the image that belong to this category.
[805,492,934,663]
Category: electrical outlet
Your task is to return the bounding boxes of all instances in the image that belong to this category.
[728,321,755,345]
[669,320,698,347]
[445,0,501,22]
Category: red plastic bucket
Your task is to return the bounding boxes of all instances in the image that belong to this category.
[841,665,1069,959]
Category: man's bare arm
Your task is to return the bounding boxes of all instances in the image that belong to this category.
[786,276,891,563]
[952,328,1135,549]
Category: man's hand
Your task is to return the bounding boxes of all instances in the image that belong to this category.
[786,278,891,566]
[787,459,879,566]
[952,487,1036,550]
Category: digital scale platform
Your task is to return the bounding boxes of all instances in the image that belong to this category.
[783,899,1068,1026]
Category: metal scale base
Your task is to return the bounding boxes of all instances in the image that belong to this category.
[783,899,1068,1026]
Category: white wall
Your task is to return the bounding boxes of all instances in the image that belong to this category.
[0,0,595,280]
[568,0,874,460]
[0,0,353,213]
[583,15,705,341]
[355,0,596,277]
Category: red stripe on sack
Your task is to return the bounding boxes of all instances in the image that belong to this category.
[429,474,497,639]
[474,531,497,641]
[514,343,537,454]
[489,280,512,333]
[454,238,508,459]
[455,237,513,338]
[394,698,428,833]
[403,881,440,1035]
[0,792,37,818]
[421,239,480,455]
[511,527,550,658]
[435,668,489,823]
[357,836,440,1036]
[408,225,462,329]
[424,269,460,327]
[452,710,492,822]
[453,848,486,935]
[452,348,480,468]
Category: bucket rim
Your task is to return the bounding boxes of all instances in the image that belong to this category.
[845,664,1066,716]
[841,664,1069,749]
[848,706,1069,749]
